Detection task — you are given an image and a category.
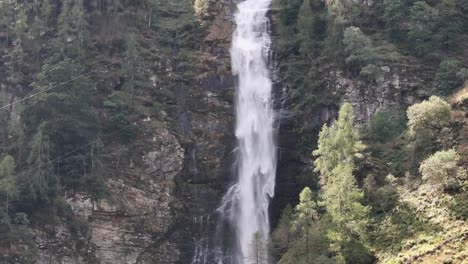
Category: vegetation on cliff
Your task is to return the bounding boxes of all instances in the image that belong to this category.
[272,0,468,262]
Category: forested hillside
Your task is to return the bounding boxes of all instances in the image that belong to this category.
[271,0,468,263]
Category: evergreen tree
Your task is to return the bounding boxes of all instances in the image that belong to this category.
[292,187,319,264]
[435,59,464,95]
[0,155,17,217]
[57,0,89,58]
[435,0,463,49]
[408,1,437,56]
[23,128,53,202]
[23,59,99,191]
[313,103,364,186]
[272,204,294,254]
[324,164,369,263]
[313,103,368,263]
[342,27,378,75]
[247,232,269,264]
[383,0,405,40]
[296,0,327,58]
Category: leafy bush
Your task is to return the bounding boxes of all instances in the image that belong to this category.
[435,59,464,95]
[419,149,466,189]
[365,111,406,143]
[343,27,377,73]
[407,96,452,137]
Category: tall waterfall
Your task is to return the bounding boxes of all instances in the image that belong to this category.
[228,0,276,262]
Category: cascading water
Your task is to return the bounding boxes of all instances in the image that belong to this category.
[191,1,276,263]
[226,0,277,262]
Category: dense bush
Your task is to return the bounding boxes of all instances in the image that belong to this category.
[407,96,452,137]
[419,149,466,189]
[365,111,407,143]
[435,59,465,95]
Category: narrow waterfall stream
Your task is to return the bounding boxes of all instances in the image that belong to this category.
[191,1,276,263]
[227,0,277,263]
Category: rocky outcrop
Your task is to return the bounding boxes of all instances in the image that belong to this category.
[65,124,184,264]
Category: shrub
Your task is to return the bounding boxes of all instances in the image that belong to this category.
[407,96,452,137]
[365,111,406,143]
[419,149,466,189]
[435,59,464,95]
[343,27,377,72]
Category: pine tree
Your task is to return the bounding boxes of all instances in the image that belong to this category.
[292,187,319,263]
[313,103,368,263]
[247,232,269,264]
[324,164,369,263]
[272,204,294,254]
[435,0,462,49]
[296,0,327,58]
[0,155,17,218]
[313,103,364,186]
[383,0,405,40]
[408,1,437,56]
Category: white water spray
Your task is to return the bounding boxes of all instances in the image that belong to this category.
[229,0,276,262]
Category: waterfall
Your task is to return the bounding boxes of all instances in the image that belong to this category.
[191,1,276,263]
[229,0,276,262]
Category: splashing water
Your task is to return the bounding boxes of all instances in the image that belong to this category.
[229,0,276,262]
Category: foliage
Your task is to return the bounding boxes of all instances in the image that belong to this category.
[0,155,17,200]
[313,103,364,186]
[343,27,378,73]
[407,2,437,57]
[292,187,319,233]
[383,0,406,40]
[407,96,452,137]
[296,0,328,57]
[313,103,369,263]
[364,111,407,143]
[435,59,464,95]
[324,164,370,263]
[419,149,466,189]
[434,0,463,49]
[272,204,294,254]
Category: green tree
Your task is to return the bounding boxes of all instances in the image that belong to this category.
[434,0,463,49]
[324,164,369,264]
[292,187,319,264]
[408,1,437,56]
[407,96,452,137]
[419,149,467,189]
[0,155,17,217]
[57,0,89,57]
[296,0,327,58]
[313,103,364,186]
[342,27,378,75]
[383,0,406,40]
[314,103,369,263]
[272,204,294,254]
[23,59,99,191]
[435,59,464,95]
[364,111,406,143]
[23,128,54,202]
